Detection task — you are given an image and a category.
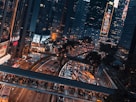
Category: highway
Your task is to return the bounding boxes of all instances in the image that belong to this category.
[16,89,51,102]
[7,43,107,102]
[8,57,97,102]
[64,98,84,102]
[7,42,106,102]
[9,56,60,102]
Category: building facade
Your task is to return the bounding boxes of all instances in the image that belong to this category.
[117,0,136,62]
[85,0,109,43]
[71,0,89,37]
[0,0,18,63]
[108,0,129,45]
[119,0,136,50]
[86,0,108,30]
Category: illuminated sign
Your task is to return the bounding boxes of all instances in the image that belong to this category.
[13,41,18,46]
[40,35,50,44]
[51,33,58,41]
[114,0,119,8]
[100,2,114,37]
[83,0,90,2]
[32,34,41,43]
[10,36,20,42]
[0,41,9,58]
[122,0,130,22]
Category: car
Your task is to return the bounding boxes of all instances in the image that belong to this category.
[57,96,64,102]
[50,68,55,73]
[59,85,64,92]
[78,89,85,97]
[53,84,59,90]
[68,87,75,95]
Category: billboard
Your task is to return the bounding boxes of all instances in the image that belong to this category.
[10,35,20,42]
[32,34,41,43]
[83,0,90,2]
[40,35,50,44]
[51,33,58,41]
[100,2,114,37]
[0,41,9,58]
[114,0,119,8]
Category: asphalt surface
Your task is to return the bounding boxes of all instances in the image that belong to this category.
[8,43,95,102]
[9,56,59,102]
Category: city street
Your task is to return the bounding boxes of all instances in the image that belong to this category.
[57,59,104,102]
[0,0,135,101]
[9,56,60,102]
[64,98,85,102]
[15,89,51,102]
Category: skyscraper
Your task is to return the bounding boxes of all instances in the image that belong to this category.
[18,0,34,57]
[0,0,18,63]
[85,0,109,43]
[54,0,79,36]
[108,0,129,45]
[0,0,15,42]
[118,0,136,62]
[71,0,89,36]
[127,26,136,67]
[17,0,77,57]
[86,0,108,30]
[129,27,136,56]
[9,0,26,57]
[100,1,114,37]
[119,0,136,51]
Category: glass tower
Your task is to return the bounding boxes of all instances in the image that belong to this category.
[119,0,136,51]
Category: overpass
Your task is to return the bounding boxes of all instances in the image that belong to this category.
[0,65,116,101]
[40,52,91,65]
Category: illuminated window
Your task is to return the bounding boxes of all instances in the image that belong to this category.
[40,4,45,7]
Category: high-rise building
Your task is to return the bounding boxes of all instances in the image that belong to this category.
[17,0,77,57]
[129,27,136,56]
[0,0,18,63]
[17,0,34,57]
[117,0,136,61]
[9,0,27,58]
[127,26,136,67]
[108,0,129,45]
[29,0,77,35]
[0,0,15,42]
[100,1,114,37]
[71,0,90,36]
[119,0,136,51]
[86,0,108,30]
[85,0,109,43]
[95,0,132,48]
[62,0,77,35]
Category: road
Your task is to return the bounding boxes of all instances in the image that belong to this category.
[16,89,51,102]
[9,57,60,102]
[64,98,84,102]
[10,56,88,102]
[8,42,96,102]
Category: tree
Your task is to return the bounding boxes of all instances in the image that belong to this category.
[100,43,117,55]
[82,36,92,43]
[102,54,115,65]
[85,51,101,74]
[105,90,136,102]
[100,42,117,66]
